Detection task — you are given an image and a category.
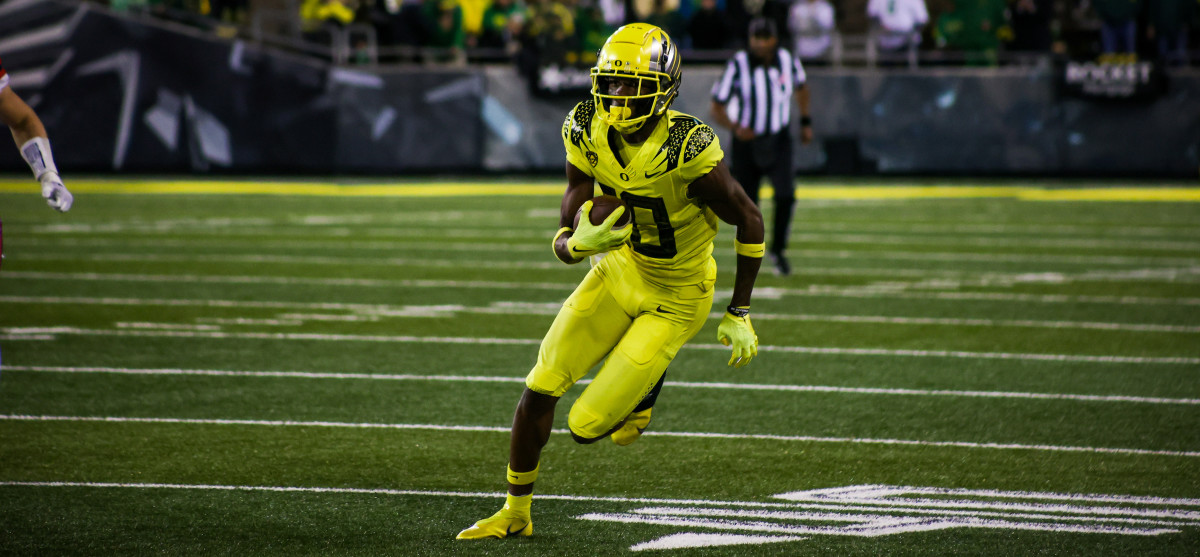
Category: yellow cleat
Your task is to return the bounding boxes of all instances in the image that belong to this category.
[611,408,652,446]
[456,508,532,539]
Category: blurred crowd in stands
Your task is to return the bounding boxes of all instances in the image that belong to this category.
[104,0,1197,65]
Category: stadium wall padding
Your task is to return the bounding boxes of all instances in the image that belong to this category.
[1,4,1197,176]
[0,5,483,174]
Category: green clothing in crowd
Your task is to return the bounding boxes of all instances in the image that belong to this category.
[935,0,1008,64]
[481,0,521,41]
[424,0,466,48]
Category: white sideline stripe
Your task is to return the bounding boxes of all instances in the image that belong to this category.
[5,272,1200,306]
[2,295,1196,334]
[6,366,1199,406]
[12,236,1200,266]
[4,327,1198,365]
[2,414,1197,457]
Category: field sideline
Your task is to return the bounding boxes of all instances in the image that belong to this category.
[1,177,1199,555]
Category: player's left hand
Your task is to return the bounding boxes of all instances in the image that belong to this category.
[717,310,758,368]
[41,172,73,212]
[801,125,814,145]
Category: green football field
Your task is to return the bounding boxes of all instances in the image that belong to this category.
[1,177,1199,555]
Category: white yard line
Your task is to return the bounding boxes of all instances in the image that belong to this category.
[788,249,1200,267]
[22,213,1200,236]
[1,481,1197,515]
[2,327,1197,365]
[786,233,1200,252]
[9,237,550,253]
[6,366,1197,405]
[0,271,577,291]
[746,312,1200,333]
[11,253,1200,285]
[1,414,1196,457]
[20,223,1200,250]
[2,295,1196,333]
[11,252,569,270]
[788,222,1200,238]
[9,237,1200,266]
[4,272,1200,306]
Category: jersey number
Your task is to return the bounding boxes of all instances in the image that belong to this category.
[620,192,677,259]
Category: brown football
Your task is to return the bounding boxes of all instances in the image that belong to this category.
[574,195,631,229]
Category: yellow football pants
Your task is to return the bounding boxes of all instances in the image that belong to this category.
[526,249,715,440]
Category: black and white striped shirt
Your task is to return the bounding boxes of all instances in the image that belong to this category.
[711,48,807,136]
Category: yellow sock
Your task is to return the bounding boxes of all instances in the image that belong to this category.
[504,493,532,515]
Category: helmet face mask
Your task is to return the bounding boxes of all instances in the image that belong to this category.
[591,24,681,134]
[594,74,659,132]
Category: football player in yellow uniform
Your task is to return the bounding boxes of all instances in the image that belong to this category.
[457,23,766,540]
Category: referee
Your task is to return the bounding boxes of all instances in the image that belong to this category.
[710,18,811,276]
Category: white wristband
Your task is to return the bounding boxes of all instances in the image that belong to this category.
[21,136,59,181]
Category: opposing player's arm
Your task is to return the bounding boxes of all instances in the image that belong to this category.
[0,86,46,144]
[688,159,763,308]
[0,85,73,212]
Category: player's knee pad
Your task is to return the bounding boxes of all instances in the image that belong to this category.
[567,400,617,443]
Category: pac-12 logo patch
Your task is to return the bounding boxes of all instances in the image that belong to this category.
[586,150,599,167]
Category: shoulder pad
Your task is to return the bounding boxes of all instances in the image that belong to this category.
[683,124,717,164]
[563,100,597,148]
[660,115,704,172]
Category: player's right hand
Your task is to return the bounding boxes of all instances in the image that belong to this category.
[566,200,631,257]
[41,172,73,212]
[718,310,758,368]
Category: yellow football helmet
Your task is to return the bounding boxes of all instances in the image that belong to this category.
[591,23,681,134]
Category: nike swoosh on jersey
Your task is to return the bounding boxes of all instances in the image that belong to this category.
[644,157,668,178]
[655,305,675,314]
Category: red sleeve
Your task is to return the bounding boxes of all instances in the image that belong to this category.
[0,56,6,79]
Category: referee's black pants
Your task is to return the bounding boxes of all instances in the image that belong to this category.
[730,132,795,255]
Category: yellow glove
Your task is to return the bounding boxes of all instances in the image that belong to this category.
[717,307,758,368]
[566,200,632,258]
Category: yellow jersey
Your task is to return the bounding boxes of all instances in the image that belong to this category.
[562,100,724,286]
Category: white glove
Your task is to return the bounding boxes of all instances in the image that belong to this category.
[41,172,73,212]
